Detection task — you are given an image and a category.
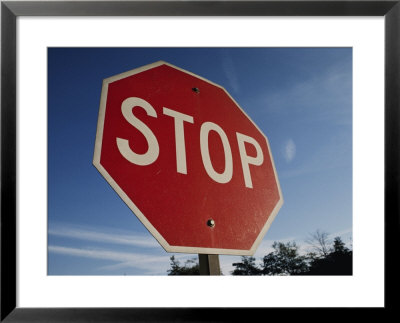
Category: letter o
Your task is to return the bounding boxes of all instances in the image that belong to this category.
[200,122,233,184]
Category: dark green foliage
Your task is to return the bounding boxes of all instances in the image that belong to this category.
[304,237,352,275]
[166,233,352,276]
[227,234,352,276]
[231,256,262,275]
[167,256,200,275]
[262,241,309,275]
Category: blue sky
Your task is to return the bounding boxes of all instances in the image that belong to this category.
[48,48,352,275]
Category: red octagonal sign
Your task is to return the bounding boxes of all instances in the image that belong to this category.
[93,61,283,255]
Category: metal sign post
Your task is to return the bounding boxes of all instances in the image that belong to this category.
[199,254,221,275]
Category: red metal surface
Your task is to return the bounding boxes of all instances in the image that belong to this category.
[98,63,281,253]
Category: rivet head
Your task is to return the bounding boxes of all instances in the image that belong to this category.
[192,87,200,93]
[207,219,215,228]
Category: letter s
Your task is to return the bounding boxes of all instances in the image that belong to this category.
[116,97,159,166]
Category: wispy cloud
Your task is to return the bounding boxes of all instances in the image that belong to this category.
[49,245,142,262]
[221,50,240,93]
[49,224,160,248]
[259,63,352,127]
[283,138,296,163]
[48,245,171,274]
[279,131,351,179]
[48,223,200,274]
[49,222,352,275]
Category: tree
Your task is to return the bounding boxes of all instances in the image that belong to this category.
[167,256,200,275]
[305,230,331,258]
[262,241,309,275]
[332,236,349,254]
[231,256,262,275]
[305,237,352,275]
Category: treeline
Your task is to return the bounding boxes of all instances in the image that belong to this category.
[167,231,352,276]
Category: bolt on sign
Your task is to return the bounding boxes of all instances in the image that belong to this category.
[93,61,283,256]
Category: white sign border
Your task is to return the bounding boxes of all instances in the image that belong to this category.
[93,60,284,256]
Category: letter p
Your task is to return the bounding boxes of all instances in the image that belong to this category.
[236,133,264,189]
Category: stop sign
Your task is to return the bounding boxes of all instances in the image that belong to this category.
[93,61,283,256]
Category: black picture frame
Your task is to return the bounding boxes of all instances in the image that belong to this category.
[1,1,398,321]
